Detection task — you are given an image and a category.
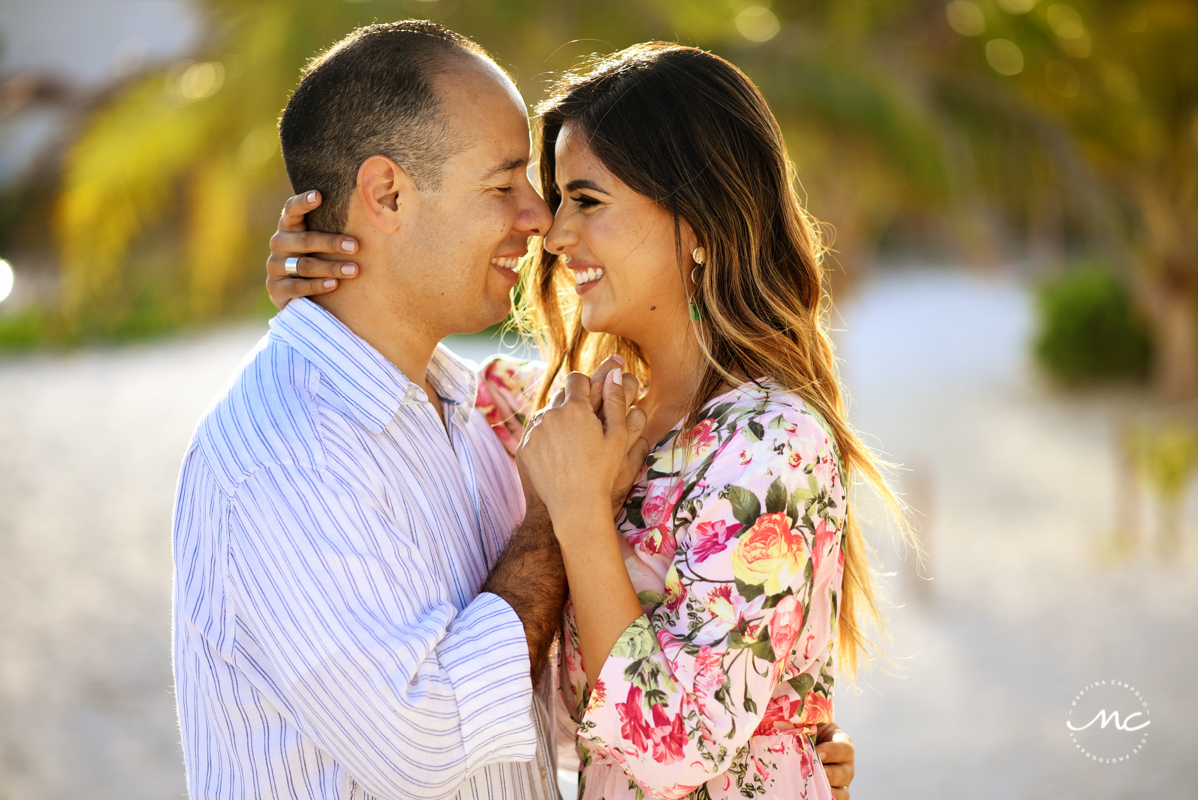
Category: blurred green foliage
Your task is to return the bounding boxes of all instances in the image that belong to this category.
[1033,264,1153,383]
[11,0,1197,371]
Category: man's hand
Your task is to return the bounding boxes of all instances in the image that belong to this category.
[815,721,855,800]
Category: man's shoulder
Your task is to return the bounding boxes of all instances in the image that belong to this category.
[190,334,327,492]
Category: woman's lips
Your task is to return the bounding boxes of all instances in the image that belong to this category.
[571,265,606,294]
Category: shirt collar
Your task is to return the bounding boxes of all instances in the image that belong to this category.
[270,299,478,434]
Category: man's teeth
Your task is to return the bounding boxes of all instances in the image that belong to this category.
[573,267,605,285]
[490,257,520,271]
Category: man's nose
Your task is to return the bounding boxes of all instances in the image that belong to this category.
[516,189,553,237]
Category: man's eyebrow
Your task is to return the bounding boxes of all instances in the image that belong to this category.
[564,178,608,194]
[483,156,526,180]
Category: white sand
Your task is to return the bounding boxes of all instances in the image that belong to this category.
[0,273,1193,798]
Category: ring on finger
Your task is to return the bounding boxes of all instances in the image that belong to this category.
[284,257,301,278]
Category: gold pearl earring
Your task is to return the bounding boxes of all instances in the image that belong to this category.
[692,247,706,265]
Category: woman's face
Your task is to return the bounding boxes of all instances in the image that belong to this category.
[543,123,695,346]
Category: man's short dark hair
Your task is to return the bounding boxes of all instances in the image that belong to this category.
[279,21,488,232]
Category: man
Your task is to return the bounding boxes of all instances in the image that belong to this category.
[176,20,854,800]
[174,21,581,800]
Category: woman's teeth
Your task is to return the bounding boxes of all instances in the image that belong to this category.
[573,267,605,285]
[491,257,520,272]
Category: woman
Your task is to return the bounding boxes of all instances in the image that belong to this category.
[269,43,897,800]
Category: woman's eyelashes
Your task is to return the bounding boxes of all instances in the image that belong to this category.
[569,193,600,209]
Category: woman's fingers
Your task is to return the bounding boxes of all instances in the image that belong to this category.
[588,355,625,413]
[601,367,628,441]
[279,190,322,231]
[269,228,358,259]
[265,276,341,308]
[621,372,641,409]
[265,254,356,309]
[266,254,358,280]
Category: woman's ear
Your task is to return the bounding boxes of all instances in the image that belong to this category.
[354,155,418,234]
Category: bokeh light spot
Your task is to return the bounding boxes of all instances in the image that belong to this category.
[239,123,279,169]
[0,259,14,304]
[946,1,986,36]
[1045,60,1081,96]
[997,0,1037,13]
[986,39,1024,75]
[735,6,780,43]
[1047,4,1085,39]
[177,61,225,101]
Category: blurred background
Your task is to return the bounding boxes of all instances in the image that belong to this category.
[0,0,1195,797]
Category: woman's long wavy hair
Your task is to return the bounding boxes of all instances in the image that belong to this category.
[519,43,907,678]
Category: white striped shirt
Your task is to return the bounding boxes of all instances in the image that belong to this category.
[172,298,560,800]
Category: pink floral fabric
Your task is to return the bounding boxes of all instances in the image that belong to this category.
[478,357,845,800]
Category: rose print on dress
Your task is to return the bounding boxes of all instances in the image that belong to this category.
[477,358,845,800]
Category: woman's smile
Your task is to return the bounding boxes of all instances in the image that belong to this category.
[569,260,607,293]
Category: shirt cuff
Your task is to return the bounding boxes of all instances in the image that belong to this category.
[440,591,537,773]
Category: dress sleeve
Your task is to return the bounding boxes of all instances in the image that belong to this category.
[576,403,847,799]
[475,355,548,458]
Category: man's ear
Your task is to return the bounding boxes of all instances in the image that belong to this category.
[354,155,418,234]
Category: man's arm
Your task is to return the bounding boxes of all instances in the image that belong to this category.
[482,358,649,684]
[480,500,565,682]
[225,463,538,800]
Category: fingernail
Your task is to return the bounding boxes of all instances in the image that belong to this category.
[610,367,622,385]
[323,279,337,288]
[611,354,625,366]
[341,264,357,276]
[307,191,317,203]
[341,239,356,253]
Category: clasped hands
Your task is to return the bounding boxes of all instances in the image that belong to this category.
[516,356,651,532]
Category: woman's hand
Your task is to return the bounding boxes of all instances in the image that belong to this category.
[265,191,360,309]
[518,366,648,532]
[519,364,649,686]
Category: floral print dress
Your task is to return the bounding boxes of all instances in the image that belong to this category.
[477,357,845,800]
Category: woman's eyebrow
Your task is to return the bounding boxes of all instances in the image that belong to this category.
[565,178,608,194]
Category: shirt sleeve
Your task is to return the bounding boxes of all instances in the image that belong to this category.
[225,462,536,800]
[576,403,847,799]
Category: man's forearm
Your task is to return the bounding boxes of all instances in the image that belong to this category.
[480,503,568,681]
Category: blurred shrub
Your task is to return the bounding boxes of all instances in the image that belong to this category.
[0,308,47,351]
[1033,264,1153,384]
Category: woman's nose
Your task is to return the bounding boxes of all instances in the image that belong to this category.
[543,208,577,254]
